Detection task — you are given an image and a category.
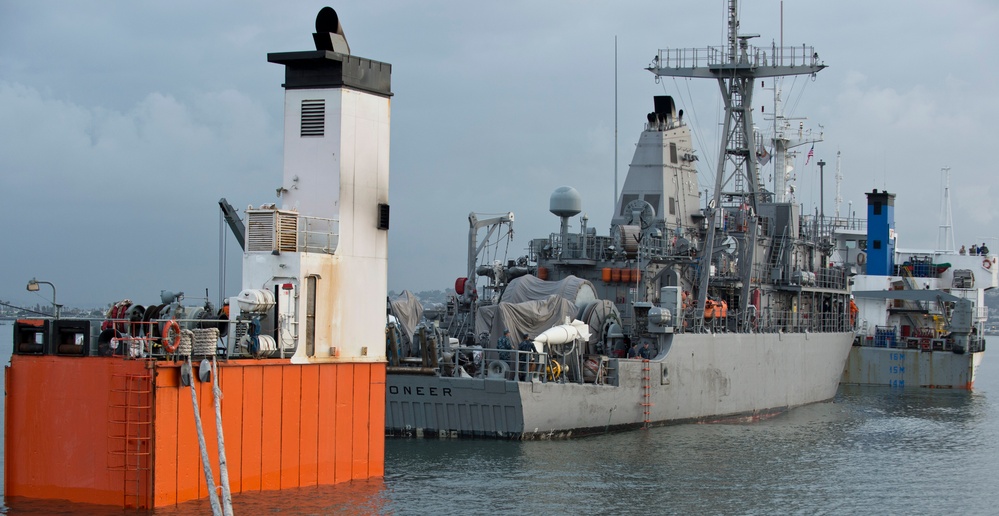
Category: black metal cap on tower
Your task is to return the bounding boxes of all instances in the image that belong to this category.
[267,7,392,97]
[312,6,350,54]
[268,51,392,97]
[866,189,895,207]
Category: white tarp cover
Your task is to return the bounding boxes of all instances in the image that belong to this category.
[475,295,578,351]
[501,274,598,308]
[389,290,423,355]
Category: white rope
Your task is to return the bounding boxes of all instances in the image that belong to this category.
[212,357,234,516]
[179,330,194,356]
[193,327,220,356]
[187,357,222,516]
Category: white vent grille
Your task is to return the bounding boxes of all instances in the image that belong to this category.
[246,209,300,252]
[276,211,298,252]
[246,211,276,252]
[301,99,325,137]
[245,208,338,255]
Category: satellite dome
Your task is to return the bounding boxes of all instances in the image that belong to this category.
[550,186,582,218]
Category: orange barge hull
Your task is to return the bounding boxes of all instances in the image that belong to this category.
[4,355,385,509]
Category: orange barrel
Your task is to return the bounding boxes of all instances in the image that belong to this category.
[602,267,612,282]
[537,267,549,280]
[611,268,621,282]
[621,268,631,283]
[632,268,640,282]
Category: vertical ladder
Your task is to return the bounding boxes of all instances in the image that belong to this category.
[108,373,153,509]
[640,359,653,429]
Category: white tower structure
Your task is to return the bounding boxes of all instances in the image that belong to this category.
[237,7,392,364]
[938,167,955,252]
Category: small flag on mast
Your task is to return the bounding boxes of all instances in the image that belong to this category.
[756,144,771,166]
[805,144,814,165]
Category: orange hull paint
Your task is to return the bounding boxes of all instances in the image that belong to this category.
[4,356,386,509]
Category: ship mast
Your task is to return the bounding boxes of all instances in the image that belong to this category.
[647,0,825,330]
[835,150,842,218]
[765,84,822,203]
[938,167,955,252]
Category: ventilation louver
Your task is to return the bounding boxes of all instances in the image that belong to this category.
[301,99,325,137]
[247,208,300,253]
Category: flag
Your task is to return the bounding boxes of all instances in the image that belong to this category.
[805,144,814,165]
[756,144,771,166]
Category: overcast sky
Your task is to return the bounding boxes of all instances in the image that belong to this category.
[2,1,997,309]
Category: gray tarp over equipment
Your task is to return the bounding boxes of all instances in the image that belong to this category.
[500,274,598,307]
[389,290,423,356]
[475,274,603,353]
[475,295,579,353]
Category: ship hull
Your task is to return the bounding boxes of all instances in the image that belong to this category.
[386,331,853,438]
[4,356,385,508]
[841,346,984,389]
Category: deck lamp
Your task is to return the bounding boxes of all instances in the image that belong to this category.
[26,277,60,319]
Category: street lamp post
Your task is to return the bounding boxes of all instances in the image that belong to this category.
[26,277,60,319]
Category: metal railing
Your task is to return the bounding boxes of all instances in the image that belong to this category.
[678,308,853,334]
[98,318,227,359]
[749,264,849,290]
[653,44,821,70]
[447,346,549,383]
[299,215,339,254]
[854,326,986,354]
[800,215,867,239]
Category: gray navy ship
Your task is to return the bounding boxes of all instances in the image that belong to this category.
[386,0,854,438]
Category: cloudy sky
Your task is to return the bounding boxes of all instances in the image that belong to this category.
[2,1,997,309]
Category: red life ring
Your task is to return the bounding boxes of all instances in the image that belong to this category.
[162,319,181,353]
[984,259,992,270]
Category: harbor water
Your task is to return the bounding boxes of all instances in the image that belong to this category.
[2,323,997,514]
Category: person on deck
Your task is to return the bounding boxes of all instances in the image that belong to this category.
[981,243,990,255]
[960,245,966,255]
[496,329,512,363]
[518,333,535,381]
[627,342,640,358]
[639,341,653,360]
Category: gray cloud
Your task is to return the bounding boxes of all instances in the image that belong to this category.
[2,0,997,309]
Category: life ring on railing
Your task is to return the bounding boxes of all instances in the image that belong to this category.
[162,319,181,353]
[983,259,992,270]
[856,252,866,266]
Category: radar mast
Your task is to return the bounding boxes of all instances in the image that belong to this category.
[647,0,826,330]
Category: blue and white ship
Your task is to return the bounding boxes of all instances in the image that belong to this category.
[831,183,992,389]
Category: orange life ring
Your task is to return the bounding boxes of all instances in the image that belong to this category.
[162,319,181,353]
[984,259,992,270]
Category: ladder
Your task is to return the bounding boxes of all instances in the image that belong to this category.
[640,360,653,429]
[107,373,153,509]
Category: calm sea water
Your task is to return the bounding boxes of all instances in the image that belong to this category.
[2,321,997,515]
